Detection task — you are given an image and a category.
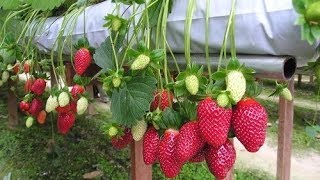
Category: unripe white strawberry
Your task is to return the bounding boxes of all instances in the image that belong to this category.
[26,117,34,128]
[58,92,70,107]
[217,93,229,107]
[112,18,122,32]
[280,88,292,101]
[108,126,119,137]
[112,77,121,88]
[226,70,246,103]
[77,96,88,115]
[2,71,9,82]
[45,95,59,113]
[185,75,199,95]
[131,54,150,70]
[132,120,147,141]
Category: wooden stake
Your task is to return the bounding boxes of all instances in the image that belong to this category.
[7,79,18,128]
[131,140,152,180]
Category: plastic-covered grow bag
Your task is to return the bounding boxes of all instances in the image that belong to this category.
[33,0,319,67]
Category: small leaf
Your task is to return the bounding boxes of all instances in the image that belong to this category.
[292,0,307,14]
[162,108,182,129]
[179,100,197,120]
[212,71,226,80]
[26,0,65,11]
[0,0,21,9]
[110,75,157,126]
[227,58,241,70]
[137,41,148,53]
[148,0,162,27]
[311,25,320,39]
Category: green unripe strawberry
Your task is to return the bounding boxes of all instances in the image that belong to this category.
[217,93,229,108]
[2,71,9,82]
[185,75,199,95]
[77,96,88,115]
[132,120,148,141]
[26,117,34,128]
[112,17,122,32]
[226,70,246,103]
[305,1,320,24]
[102,82,111,92]
[112,77,121,88]
[58,92,70,107]
[108,126,119,137]
[280,88,292,101]
[131,54,150,70]
[46,95,59,113]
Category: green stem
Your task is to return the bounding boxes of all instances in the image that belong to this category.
[129,0,160,19]
[184,0,196,66]
[162,0,170,85]
[16,10,40,44]
[205,0,212,82]
[217,0,236,71]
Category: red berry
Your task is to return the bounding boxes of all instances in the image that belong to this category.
[28,98,43,117]
[158,129,181,178]
[111,128,133,149]
[74,48,92,75]
[197,97,232,147]
[175,121,205,164]
[19,101,30,112]
[189,146,207,163]
[232,98,268,152]
[71,84,85,99]
[150,89,174,111]
[55,101,77,113]
[31,78,46,95]
[37,110,47,124]
[143,126,160,165]
[23,62,30,73]
[13,63,20,74]
[24,78,33,93]
[205,140,236,179]
[57,111,76,134]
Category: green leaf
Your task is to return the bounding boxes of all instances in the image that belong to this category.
[311,25,320,39]
[212,71,226,80]
[292,0,307,14]
[73,75,91,86]
[148,0,162,27]
[179,100,197,120]
[110,75,157,126]
[246,81,263,97]
[26,0,66,11]
[0,0,21,10]
[162,108,182,129]
[227,58,241,70]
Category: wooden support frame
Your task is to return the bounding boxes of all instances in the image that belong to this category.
[7,79,18,129]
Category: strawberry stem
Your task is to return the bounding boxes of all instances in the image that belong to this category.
[184,0,196,66]
[162,0,170,85]
[205,0,212,83]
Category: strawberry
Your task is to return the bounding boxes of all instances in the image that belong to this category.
[189,146,206,163]
[143,126,160,165]
[56,101,77,113]
[57,111,76,135]
[24,78,33,93]
[150,89,174,111]
[232,98,268,152]
[205,140,236,179]
[19,101,30,112]
[2,71,9,82]
[71,84,85,99]
[131,54,150,70]
[45,95,59,113]
[74,48,92,75]
[112,76,121,88]
[111,17,122,32]
[158,129,181,178]
[175,121,205,164]
[111,128,133,149]
[58,91,70,107]
[31,78,46,95]
[26,117,34,128]
[217,93,229,108]
[23,60,31,73]
[76,96,88,115]
[197,97,232,147]
[28,98,43,117]
[280,87,292,101]
[226,70,246,103]
[37,110,47,124]
[132,120,147,141]
[108,126,119,137]
[13,63,20,74]
[185,75,199,95]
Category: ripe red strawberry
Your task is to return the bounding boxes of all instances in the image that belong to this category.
[19,101,30,112]
[150,89,174,111]
[55,101,77,113]
[111,128,133,149]
[175,121,205,164]
[143,126,160,165]
[28,98,43,117]
[24,78,33,93]
[37,110,47,124]
[71,84,85,99]
[57,111,76,134]
[13,63,20,74]
[197,97,232,147]
[23,61,30,73]
[189,146,206,163]
[158,129,181,178]
[31,78,46,95]
[205,140,236,179]
[74,48,92,75]
[232,98,268,152]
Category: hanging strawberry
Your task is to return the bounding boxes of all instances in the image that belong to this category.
[73,37,94,76]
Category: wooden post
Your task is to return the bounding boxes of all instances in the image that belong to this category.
[297,74,302,87]
[309,75,314,84]
[131,140,152,180]
[276,78,294,180]
[86,85,95,115]
[7,79,18,128]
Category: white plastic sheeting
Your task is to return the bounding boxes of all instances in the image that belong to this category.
[34,0,319,66]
